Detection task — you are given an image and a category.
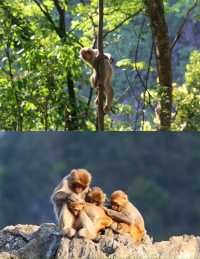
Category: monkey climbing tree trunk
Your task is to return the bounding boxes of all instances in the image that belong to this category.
[144,0,173,131]
[96,0,105,131]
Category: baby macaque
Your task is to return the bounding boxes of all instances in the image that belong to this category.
[80,47,113,113]
[68,193,112,240]
[105,190,146,244]
[86,186,107,207]
[51,169,92,237]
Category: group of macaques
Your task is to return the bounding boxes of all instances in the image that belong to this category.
[80,48,113,113]
[51,168,146,244]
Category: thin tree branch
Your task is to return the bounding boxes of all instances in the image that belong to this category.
[145,40,154,94]
[103,9,143,39]
[52,0,66,38]
[134,18,153,101]
[5,38,22,131]
[85,14,98,117]
[171,0,198,50]
[33,0,61,37]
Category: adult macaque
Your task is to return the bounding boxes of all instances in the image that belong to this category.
[86,186,107,207]
[80,47,113,113]
[68,193,113,240]
[105,190,146,244]
[51,169,92,237]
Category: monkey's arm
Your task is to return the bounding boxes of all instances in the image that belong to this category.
[51,179,70,202]
[105,208,132,225]
[54,191,68,200]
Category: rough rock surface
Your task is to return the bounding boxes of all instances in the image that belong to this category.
[0,224,200,259]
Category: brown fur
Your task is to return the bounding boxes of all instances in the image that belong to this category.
[51,169,92,237]
[68,195,112,240]
[106,190,146,244]
[69,169,92,188]
[86,186,106,206]
[80,47,113,113]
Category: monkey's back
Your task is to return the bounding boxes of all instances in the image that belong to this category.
[84,203,112,227]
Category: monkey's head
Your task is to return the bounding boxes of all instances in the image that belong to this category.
[86,186,107,206]
[110,190,128,212]
[69,169,92,194]
[68,193,85,216]
[80,48,98,64]
[69,202,85,216]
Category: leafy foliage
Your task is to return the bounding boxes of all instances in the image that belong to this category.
[0,0,199,131]
[172,51,200,131]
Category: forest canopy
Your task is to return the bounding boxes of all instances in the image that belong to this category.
[0,0,200,131]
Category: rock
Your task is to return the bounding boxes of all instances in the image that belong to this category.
[55,232,158,259]
[0,224,200,259]
[17,223,60,259]
[0,252,19,259]
[154,235,200,259]
[0,224,39,252]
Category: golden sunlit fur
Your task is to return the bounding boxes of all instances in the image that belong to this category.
[51,169,92,237]
[105,190,146,244]
[80,47,113,113]
[68,194,112,240]
[86,186,107,207]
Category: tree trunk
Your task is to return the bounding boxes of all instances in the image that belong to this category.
[144,0,173,130]
[67,71,78,131]
[96,0,105,131]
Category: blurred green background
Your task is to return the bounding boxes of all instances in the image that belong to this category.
[0,133,200,241]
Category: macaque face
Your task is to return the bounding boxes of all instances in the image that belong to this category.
[86,186,106,206]
[83,50,92,60]
[80,49,94,62]
[70,169,92,192]
[69,202,84,216]
[111,191,128,211]
[72,183,85,194]
[111,201,122,212]
[91,199,101,206]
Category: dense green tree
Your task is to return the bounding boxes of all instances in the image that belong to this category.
[0,0,199,131]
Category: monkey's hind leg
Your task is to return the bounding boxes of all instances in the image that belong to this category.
[111,222,128,234]
[130,224,145,244]
[104,85,113,113]
[59,204,76,238]
[77,211,97,240]
[90,74,98,89]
